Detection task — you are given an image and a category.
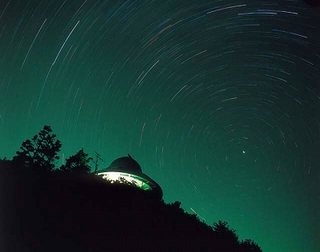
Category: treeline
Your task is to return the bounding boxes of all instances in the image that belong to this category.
[1,125,92,173]
[0,126,263,252]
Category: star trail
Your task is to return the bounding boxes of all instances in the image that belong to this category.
[0,0,319,251]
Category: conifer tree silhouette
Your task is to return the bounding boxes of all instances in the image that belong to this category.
[239,239,263,252]
[13,125,62,172]
[59,148,92,174]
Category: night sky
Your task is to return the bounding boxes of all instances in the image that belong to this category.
[1,0,320,251]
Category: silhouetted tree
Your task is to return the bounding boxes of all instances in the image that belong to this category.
[239,239,263,252]
[167,201,185,215]
[116,176,138,186]
[0,157,11,169]
[213,220,240,250]
[59,148,92,174]
[170,201,182,209]
[12,125,62,172]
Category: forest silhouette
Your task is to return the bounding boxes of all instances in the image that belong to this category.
[1,125,263,252]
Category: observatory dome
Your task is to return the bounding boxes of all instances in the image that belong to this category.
[108,155,142,173]
[96,155,163,200]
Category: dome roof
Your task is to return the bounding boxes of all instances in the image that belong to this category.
[107,155,142,173]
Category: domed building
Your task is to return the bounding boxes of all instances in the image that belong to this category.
[96,155,163,200]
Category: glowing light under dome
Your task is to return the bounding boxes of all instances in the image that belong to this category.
[97,171,153,191]
[95,155,163,200]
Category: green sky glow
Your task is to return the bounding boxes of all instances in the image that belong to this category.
[0,1,319,251]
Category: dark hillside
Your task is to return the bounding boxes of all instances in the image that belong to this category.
[1,166,262,252]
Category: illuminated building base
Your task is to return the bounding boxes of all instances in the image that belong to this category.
[96,155,163,200]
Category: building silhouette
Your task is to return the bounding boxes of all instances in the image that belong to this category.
[96,155,163,200]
